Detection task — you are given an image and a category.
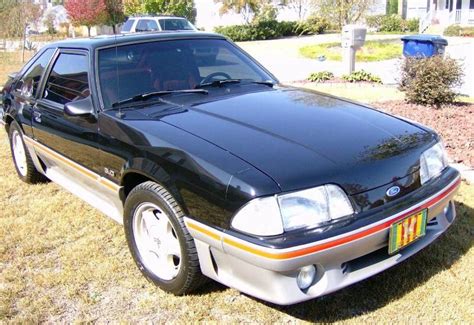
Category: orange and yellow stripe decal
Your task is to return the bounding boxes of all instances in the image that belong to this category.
[187,177,460,260]
[24,136,120,192]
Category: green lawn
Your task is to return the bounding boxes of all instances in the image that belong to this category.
[300,40,403,61]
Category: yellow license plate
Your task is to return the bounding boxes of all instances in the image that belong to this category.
[388,210,427,255]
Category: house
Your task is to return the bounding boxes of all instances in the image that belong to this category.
[401,0,474,31]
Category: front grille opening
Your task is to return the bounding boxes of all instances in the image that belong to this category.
[427,217,438,227]
[343,247,390,274]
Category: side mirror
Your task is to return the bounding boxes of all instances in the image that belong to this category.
[64,96,95,119]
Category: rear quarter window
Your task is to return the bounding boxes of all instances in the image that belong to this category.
[14,48,55,98]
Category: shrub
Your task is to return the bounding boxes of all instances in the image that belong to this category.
[444,24,462,36]
[399,56,464,107]
[214,16,328,42]
[444,25,474,37]
[406,18,419,32]
[342,70,382,83]
[294,16,330,35]
[366,14,418,32]
[307,71,334,82]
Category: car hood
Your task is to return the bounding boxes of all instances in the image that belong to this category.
[137,87,436,195]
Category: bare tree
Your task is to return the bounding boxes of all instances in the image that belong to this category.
[317,0,375,28]
[216,0,263,24]
[280,0,316,21]
[0,0,41,39]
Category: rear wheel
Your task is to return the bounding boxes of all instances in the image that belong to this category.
[8,121,45,184]
[124,181,205,295]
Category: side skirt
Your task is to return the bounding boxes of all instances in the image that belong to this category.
[23,136,124,224]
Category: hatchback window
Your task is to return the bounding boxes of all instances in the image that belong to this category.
[98,39,273,108]
[121,19,135,32]
[136,19,158,32]
[159,19,194,31]
[14,48,54,98]
[43,53,90,105]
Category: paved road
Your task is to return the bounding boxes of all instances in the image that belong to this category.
[238,34,474,96]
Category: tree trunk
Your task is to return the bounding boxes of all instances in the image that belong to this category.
[87,26,91,37]
[112,24,116,34]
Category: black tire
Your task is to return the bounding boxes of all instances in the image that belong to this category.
[8,121,46,184]
[124,181,205,295]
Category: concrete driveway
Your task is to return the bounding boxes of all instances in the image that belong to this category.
[237,34,474,96]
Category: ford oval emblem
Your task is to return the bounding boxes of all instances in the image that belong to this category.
[386,186,401,197]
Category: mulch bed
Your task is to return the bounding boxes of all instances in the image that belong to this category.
[373,100,474,168]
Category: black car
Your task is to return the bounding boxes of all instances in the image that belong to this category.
[1,32,460,305]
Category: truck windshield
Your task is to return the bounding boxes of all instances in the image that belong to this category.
[97,39,275,109]
[159,18,195,31]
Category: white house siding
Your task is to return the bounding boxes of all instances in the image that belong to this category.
[406,0,428,19]
[367,0,388,15]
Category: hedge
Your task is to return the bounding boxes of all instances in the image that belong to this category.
[214,16,330,42]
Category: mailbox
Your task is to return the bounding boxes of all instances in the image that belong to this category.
[341,25,367,49]
[341,25,367,74]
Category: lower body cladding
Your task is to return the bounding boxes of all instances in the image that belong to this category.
[184,177,460,305]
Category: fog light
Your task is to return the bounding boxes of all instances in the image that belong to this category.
[297,265,316,290]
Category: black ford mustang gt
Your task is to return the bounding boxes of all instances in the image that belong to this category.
[1,32,460,305]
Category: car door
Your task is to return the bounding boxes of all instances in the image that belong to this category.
[31,49,102,177]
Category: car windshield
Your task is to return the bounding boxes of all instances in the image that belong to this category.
[98,39,275,109]
[121,19,135,32]
[159,18,194,31]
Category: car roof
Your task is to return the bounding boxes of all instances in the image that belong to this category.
[45,32,226,51]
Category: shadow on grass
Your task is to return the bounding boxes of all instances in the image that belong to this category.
[263,200,474,322]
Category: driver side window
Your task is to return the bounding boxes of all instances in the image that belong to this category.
[43,53,90,106]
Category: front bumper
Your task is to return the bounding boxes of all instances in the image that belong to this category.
[185,174,461,305]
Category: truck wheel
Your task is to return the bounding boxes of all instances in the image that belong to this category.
[8,121,46,184]
[124,181,205,295]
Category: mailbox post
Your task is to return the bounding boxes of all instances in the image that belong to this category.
[341,25,367,74]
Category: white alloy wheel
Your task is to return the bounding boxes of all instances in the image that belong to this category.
[133,202,182,280]
[11,129,28,177]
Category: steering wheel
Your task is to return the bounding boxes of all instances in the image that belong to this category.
[201,72,232,85]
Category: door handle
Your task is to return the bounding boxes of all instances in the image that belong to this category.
[33,110,42,123]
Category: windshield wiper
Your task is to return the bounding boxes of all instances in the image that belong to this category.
[196,79,241,88]
[112,89,208,108]
[196,79,275,89]
[249,80,275,87]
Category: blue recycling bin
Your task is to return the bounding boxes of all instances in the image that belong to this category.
[401,35,448,57]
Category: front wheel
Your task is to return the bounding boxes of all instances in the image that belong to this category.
[8,121,46,184]
[124,181,205,295]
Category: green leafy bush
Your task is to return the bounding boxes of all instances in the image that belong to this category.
[294,16,330,36]
[307,71,334,82]
[399,56,464,107]
[406,18,419,32]
[214,16,328,42]
[366,14,418,32]
[444,25,474,37]
[444,24,462,36]
[342,70,382,83]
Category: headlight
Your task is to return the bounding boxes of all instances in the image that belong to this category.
[420,142,448,185]
[231,184,354,236]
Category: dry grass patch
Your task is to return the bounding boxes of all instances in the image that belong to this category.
[0,52,34,86]
[0,131,473,322]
